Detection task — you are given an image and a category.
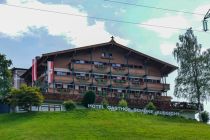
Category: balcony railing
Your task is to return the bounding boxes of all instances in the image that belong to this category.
[112,79,129,87]
[129,68,146,76]
[111,67,128,75]
[92,65,109,73]
[54,75,73,83]
[73,63,91,72]
[147,83,170,91]
[74,76,92,84]
[94,78,109,85]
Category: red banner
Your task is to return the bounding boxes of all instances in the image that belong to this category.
[32,59,37,82]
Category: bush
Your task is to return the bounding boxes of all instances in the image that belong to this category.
[118,99,127,107]
[82,91,96,107]
[63,100,76,111]
[7,84,44,112]
[101,98,109,108]
[200,111,209,123]
[146,102,156,110]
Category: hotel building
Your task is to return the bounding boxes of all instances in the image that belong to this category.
[22,37,200,111]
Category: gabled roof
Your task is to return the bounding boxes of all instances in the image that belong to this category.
[22,38,177,78]
[42,38,177,74]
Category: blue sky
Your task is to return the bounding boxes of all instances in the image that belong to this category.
[0,0,210,111]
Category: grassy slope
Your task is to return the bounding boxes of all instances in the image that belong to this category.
[0,110,210,140]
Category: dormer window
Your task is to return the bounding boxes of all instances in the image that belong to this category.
[102,52,112,58]
[112,63,121,68]
[75,60,85,64]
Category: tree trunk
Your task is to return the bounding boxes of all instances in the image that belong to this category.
[197,94,202,121]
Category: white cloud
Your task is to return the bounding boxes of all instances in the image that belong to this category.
[0,0,129,46]
[160,42,176,55]
[139,14,190,38]
[114,8,126,16]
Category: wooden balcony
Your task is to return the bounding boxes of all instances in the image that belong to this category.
[111,67,128,75]
[93,78,109,86]
[73,63,91,72]
[54,75,73,83]
[111,79,129,88]
[74,76,92,85]
[147,83,170,91]
[92,65,110,73]
[129,82,146,89]
[155,96,172,101]
[129,68,145,76]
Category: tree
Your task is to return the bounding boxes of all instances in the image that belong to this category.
[82,91,96,107]
[200,111,209,123]
[118,99,127,107]
[173,28,210,114]
[63,100,76,111]
[7,85,44,112]
[0,53,12,102]
[145,102,156,110]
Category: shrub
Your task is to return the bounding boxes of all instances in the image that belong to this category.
[200,111,209,123]
[101,98,109,108]
[7,84,44,112]
[63,100,76,111]
[146,102,156,110]
[82,91,96,107]
[118,99,127,107]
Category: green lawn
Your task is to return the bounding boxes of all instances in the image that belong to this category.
[0,110,209,140]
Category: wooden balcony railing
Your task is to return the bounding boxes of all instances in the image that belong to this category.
[112,79,129,87]
[129,68,146,76]
[147,83,170,91]
[54,75,73,83]
[93,78,109,86]
[111,67,128,75]
[92,65,109,73]
[73,63,91,72]
[74,76,92,84]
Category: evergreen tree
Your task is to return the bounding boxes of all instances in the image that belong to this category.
[0,53,12,101]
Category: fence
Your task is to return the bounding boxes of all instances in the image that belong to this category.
[0,103,10,113]
[17,104,63,112]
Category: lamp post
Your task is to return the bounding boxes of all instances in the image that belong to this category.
[203,9,210,32]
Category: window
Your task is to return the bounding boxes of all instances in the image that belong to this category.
[88,86,96,91]
[67,84,74,89]
[75,60,85,64]
[55,83,63,89]
[56,71,67,76]
[102,52,112,58]
[79,85,86,90]
[112,63,121,67]
[94,61,103,65]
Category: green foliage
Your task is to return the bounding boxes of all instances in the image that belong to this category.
[82,91,96,107]
[63,100,76,111]
[101,98,109,108]
[200,111,209,123]
[146,102,156,110]
[173,28,210,113]
[7,84,44,111]
[0,53,12,101]
[118,99,127,107]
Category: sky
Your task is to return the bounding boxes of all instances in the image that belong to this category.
[0,0,210,111]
